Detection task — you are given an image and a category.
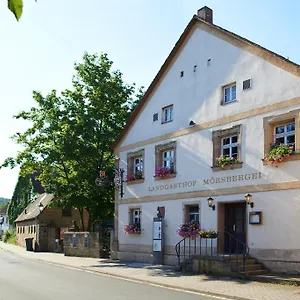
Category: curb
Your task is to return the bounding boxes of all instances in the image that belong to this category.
[0,245,250,300]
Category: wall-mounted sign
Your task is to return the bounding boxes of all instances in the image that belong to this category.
[153,239,162,252]
[148,172,264,192]
[249,211,262,225]
[153,222,162,240]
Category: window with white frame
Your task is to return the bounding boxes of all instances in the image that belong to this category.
[162,149,174,170]
[131,209,141,225]
[133,156,143,175]
[223,84,236,104]
[274,123,295,148]
[221,135,238,158]
[187,205,199,222]
[162,105,173,123]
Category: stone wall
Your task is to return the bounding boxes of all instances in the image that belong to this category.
[63,232,106,258]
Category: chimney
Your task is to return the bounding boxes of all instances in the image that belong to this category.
[197,6,213,24]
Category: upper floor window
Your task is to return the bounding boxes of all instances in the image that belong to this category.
[127,150,144,182]
[162,150,174,171]
[274,123,295,148]
[221,135,238,159]
[162,105,173,123]
[155,141,176,179]
[223,83,236,104]
[212,125,242,170]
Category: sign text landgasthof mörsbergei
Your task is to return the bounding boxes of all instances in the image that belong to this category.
[148,172,262,192]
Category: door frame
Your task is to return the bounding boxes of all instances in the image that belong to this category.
[217,200,248,254]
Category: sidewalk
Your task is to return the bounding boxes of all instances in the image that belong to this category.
[1,242,300,300]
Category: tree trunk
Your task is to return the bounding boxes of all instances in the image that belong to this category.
[87,210,93,232]
[79,208,84,231]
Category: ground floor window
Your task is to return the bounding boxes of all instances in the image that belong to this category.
[185,204,199,222]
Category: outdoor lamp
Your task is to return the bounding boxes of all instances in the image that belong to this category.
[245,193,254,208]
[207,197,215,211]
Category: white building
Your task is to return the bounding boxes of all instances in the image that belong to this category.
[112,7,300,274]
[0,203,9,235]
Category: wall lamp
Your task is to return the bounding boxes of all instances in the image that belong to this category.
[189,120,196,126]
[207,197,215,210]
[245,193,254,208]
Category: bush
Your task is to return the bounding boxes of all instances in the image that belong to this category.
[2,230,16,244]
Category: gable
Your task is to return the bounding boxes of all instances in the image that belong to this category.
[113,15,300,151]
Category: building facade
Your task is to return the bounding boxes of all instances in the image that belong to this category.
[0,203,9,235]
[112,7,300,274]
[15,193,88,251]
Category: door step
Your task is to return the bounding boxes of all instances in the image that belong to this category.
[240,269,269,276]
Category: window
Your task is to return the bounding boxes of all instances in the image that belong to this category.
[221,135,238,159]
[223,83,236,104]
[162,149,174,170]
[187,205,199,222]
[162,105,173,123]
[133,156,143,174]
[263,110,300,159]
[33,225,36,234]
[153,113,158,122]
[274,123,295,148]
[130,208,141,225]
[62,208,72,217]
[127,149,144,182]
[212,125,242,170]
[155,141,176,178]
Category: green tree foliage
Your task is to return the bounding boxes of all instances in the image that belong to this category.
[7,171,34,225]
[2,53,142,230]
[8,0,37,21]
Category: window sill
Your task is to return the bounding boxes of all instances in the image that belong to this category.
[126,179,145,185]
[221,99,238,106]
[154,173,176,181]
[212,162,243,172]
[161,120,173,124]
[262,153,300,165]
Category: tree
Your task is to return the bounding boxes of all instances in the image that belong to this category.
[2,52,143,230]
[8,0,36,21]
[7,171,34,225]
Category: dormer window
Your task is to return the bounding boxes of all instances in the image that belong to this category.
[162,105,173,123]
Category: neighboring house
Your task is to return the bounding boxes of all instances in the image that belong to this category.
[15,193,88,251]
[0,203,9,235]
[112,6,300,274]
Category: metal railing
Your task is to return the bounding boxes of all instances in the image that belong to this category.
[175,231,249,272]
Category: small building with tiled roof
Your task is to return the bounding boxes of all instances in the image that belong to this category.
[15,193,88,251]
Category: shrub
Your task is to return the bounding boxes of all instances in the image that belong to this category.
[2,230,16,244]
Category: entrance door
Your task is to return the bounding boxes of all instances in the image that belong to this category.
[224,203,246,254]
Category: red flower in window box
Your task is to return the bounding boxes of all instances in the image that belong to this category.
[126,171,143,182]
[154,166,174,178]
[124,223,141,234]
[264,144,293,166]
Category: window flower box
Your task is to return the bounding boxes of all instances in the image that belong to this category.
[126,171,144,182]
[264,144,293,166]
[199,229,218,239]
[176,221,200,239]
[217,156,240,168]
[154,167,174,178]
[124,223,141,235]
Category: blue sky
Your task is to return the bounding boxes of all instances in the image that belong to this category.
[0,0,300,198]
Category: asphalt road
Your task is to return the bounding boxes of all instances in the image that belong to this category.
[0,250,218,300]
